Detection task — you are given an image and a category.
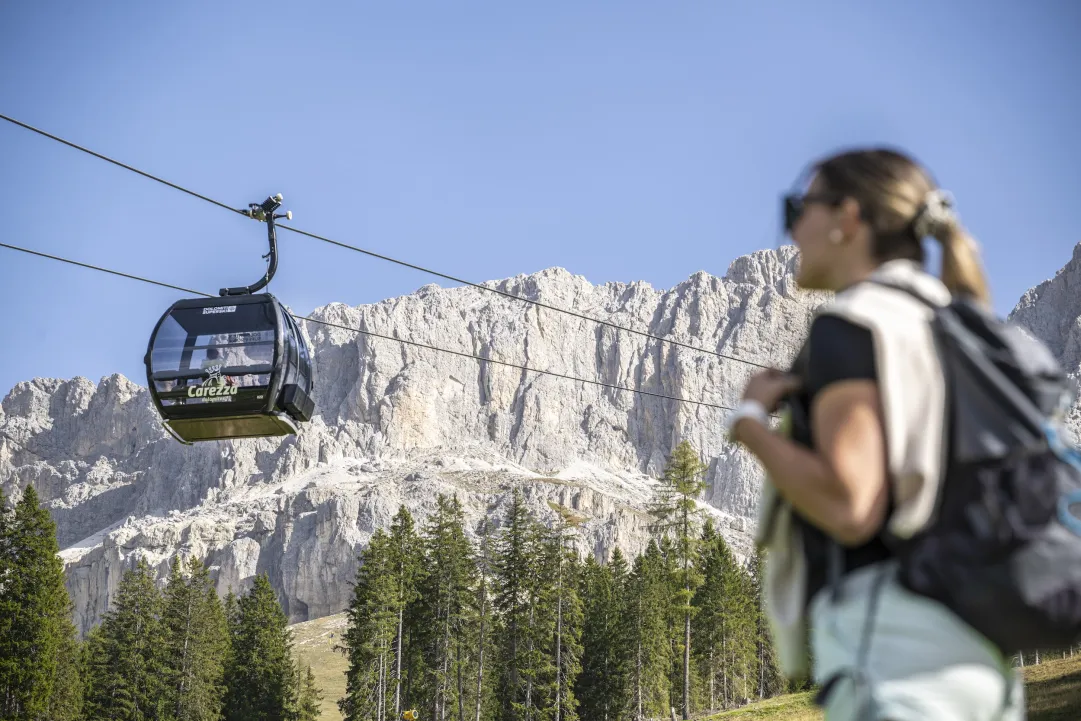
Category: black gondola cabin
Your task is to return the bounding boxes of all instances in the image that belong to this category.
[144,293,314,443]
[144,193,315,444]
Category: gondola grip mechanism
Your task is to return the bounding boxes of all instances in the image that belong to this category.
[220,193,288,297]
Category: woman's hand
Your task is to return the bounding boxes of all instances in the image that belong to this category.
[730,369,801,445]
[740,369,801,413]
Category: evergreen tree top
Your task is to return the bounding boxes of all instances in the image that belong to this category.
[649,440,709,535]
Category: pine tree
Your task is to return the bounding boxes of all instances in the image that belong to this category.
[162,555,230,721]
[295,664,322,721]
[656,535,685,714]
[622,541,672,720]
[520,517,550,721]
[413,495,479,721]
[46,616,84,721]
[575,555,626,721]
[692,523,755,711]
[0,486,80,718]
[0,486,84,720]
[491,490,530,721]
[649,441,709,720]
[0,488,13,712]
[82,557,169,721]
[606,548,632,718]
[492,489,550,721]
[544,519,584,721]
[81,625,110,717]
[734,566,758,705]
[339,529,399,720]
[222,588,241,698]
[691,523,723,713]
[748,549,784,700]
[386,507,426,719]
[223,591,241,629]
[224,573,298,721]
[472,518,496,721]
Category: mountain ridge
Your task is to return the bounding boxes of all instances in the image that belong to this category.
[3,242,1079,636]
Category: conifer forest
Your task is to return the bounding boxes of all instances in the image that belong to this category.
[0,482,323,721]
[338,441,791,721]
[1,441,795,720]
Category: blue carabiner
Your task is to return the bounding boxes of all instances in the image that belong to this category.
[1045,421,1081,466]
[1044,422,1081,536]
[1059,490,1081,538]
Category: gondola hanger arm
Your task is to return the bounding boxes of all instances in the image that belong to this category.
[220,193,291,297]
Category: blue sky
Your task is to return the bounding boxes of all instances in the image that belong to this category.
[1,1,1079,396]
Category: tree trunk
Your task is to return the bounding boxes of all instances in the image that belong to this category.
[134,613,144,719]
[758,630,765,700]
[508,617,518,717]
[722,625,728,709]
[474,577,487,721]
[636,637,643,721]
[441,612,451,721]
[525,601,535,721]
[635,590,643,721]
[555,544,563,721]
[395,604,404,720]
[456,634,466,721]
[602,601,612,721]
[683,609,691,719]
[176,580,195,719]
[682,504,691,720]
[406,645,415,712]
[432,602,445,721]
[441,651,449,719]
[378,644,386,721]
[709,647,715,713]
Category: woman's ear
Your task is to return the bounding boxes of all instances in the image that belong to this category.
[835,196,864,240]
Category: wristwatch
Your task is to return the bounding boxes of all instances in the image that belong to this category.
[726,399,770,442]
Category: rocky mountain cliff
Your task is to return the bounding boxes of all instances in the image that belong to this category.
[2,243,1078,636]
[1009,241,1081,428]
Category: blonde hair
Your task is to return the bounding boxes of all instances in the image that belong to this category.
[812,148,991,307]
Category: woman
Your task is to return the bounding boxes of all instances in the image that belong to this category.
[729,147,1025,720]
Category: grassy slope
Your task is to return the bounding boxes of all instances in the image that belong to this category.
[293,612,1081,721]
[1023,654,1081,721]
[708,653,1081,721]
[292,612,350,720]
[704,692,820,720]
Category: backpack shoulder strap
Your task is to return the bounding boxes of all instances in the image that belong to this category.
[857,278,944,311]
[873,277,1061,452]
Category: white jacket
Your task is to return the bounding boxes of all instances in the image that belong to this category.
[755,259,952,678]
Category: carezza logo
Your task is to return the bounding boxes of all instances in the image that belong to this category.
[202,305,237,315]
[187,363,238,398]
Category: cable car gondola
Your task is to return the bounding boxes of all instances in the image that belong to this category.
[144,194,315,444]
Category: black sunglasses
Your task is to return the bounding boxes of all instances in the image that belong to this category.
[782,192,843,234]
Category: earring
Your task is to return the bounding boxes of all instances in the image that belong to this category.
[829,228,844,244]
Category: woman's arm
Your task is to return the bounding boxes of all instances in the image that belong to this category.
[737,379,889,545]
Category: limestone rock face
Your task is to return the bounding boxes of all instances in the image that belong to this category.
[1009,243,1081,375]
[3,243,1079,635]
[1009,242,1081,428]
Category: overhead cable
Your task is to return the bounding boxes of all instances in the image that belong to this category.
[0,112,771,371]
[0,113,245,216]
[0,241,746,413]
